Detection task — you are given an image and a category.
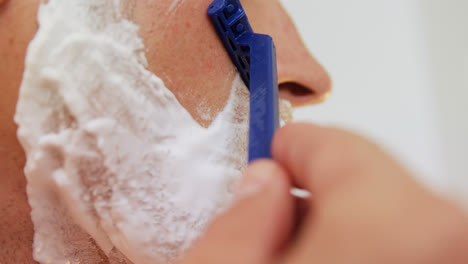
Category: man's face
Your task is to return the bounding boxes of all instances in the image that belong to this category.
[132,0,331,126]
[0,0,331,127]
[0,0,330,263]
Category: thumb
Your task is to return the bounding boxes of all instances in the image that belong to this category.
[179,160,295,264]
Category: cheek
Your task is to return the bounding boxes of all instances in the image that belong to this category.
[132,0,237,127]
[242,1,302,64]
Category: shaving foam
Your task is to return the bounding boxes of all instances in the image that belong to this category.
[15,0,294,263]
[279,99,294,126]
[15,0,250,263]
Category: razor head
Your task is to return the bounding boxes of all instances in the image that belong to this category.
[208,0,280,162]
[207,0,253,89]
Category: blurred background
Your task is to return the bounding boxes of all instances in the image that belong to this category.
[280,0,468,204]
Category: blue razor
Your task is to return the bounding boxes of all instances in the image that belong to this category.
[208,0,280,163]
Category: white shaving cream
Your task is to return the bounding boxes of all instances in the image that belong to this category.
[15,0,250,263]
[15,0,293,263]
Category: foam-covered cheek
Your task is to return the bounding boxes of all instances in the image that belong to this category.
[15,0,250,264]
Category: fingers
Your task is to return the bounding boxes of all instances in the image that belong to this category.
[272,123,468,264]
[272,123,406,262]
[178,160,295,264]
[272,123,406,199]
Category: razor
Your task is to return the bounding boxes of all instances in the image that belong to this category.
[208,0,280,163]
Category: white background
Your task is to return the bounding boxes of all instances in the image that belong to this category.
[280,0,468,204]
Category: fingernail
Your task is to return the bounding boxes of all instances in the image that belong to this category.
[234,164,273,200]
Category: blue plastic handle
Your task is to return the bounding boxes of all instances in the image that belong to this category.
[208,0,279,163]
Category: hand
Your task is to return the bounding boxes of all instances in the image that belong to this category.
[178,123,468,264]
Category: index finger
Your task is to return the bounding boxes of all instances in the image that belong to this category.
[271,123,389,199]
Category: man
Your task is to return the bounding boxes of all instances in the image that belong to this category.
[1,0,467,264]
[2,0,330,263]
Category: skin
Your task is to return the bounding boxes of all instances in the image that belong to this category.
[132,0,331,127]
[6,1,467,264]
[0,0,330,263]
[179,123,468,264]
